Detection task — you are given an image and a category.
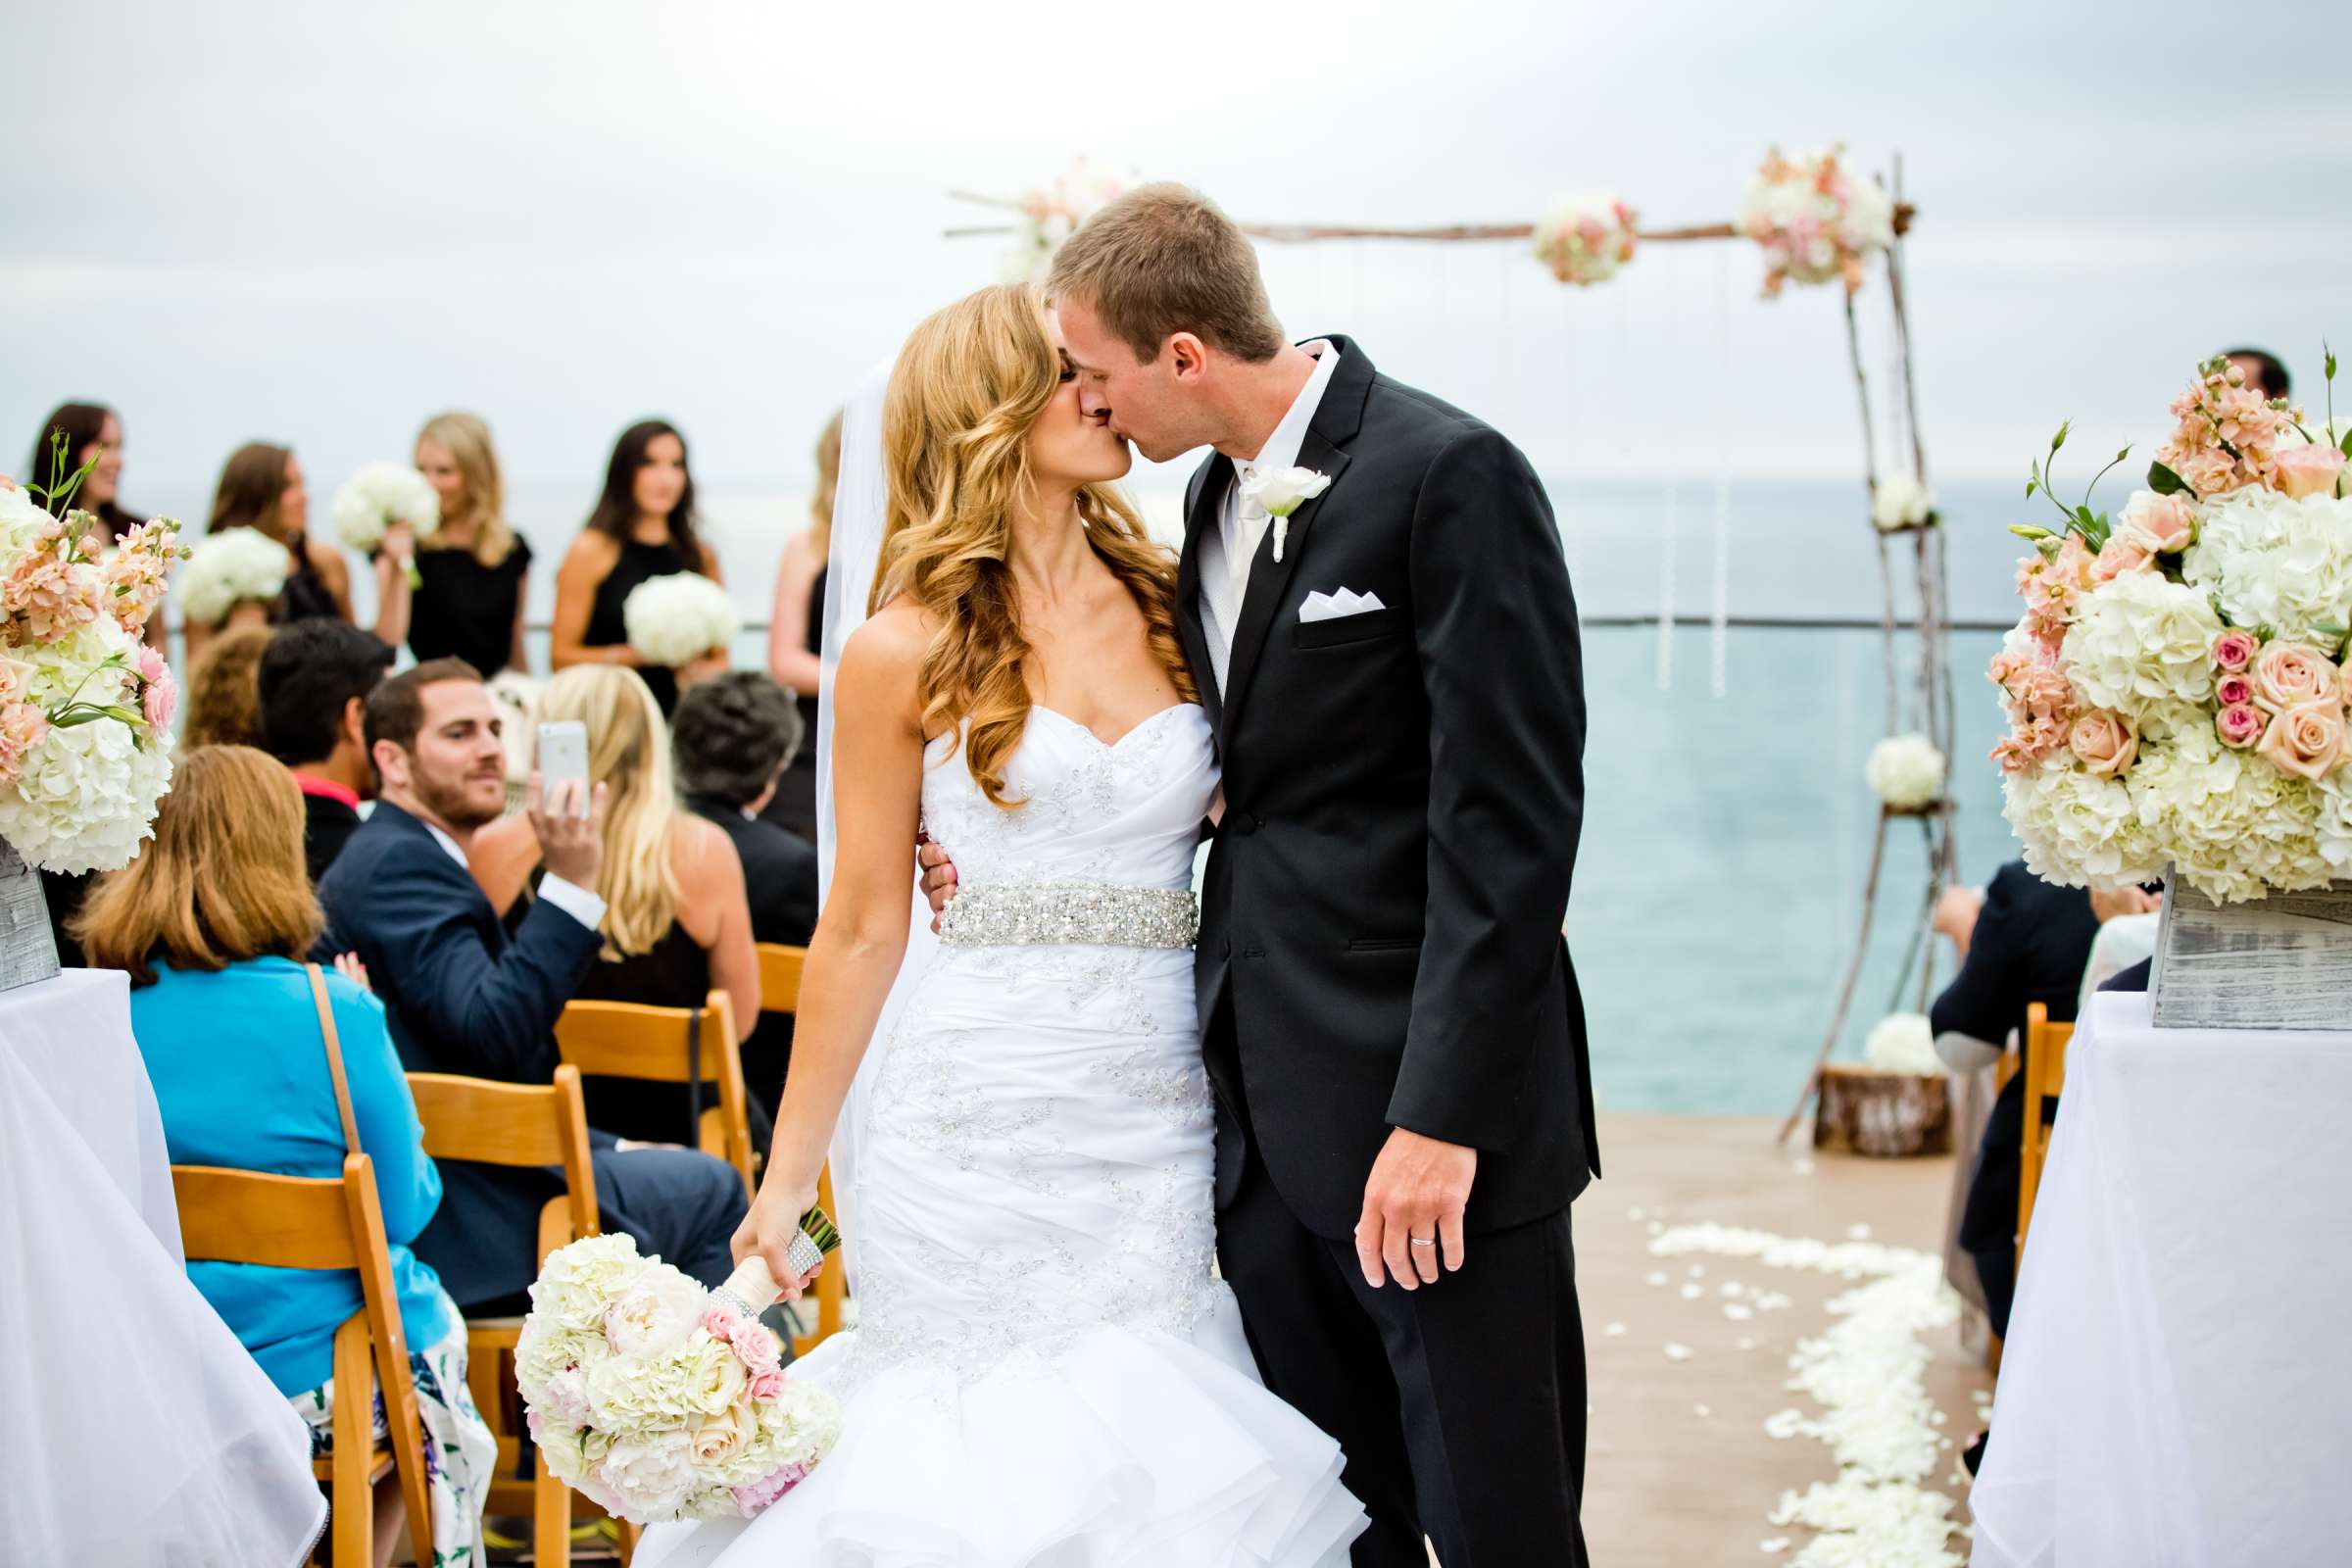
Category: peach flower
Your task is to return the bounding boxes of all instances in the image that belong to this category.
[2256,700,2346,780]
[2274,441,2347,500]
[2252,641,2340,713]
[2068,710,2139,777]
[2091,532,2154,583]
[2119,492,2196,554]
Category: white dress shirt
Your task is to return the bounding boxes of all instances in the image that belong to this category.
[1199,341,1341,694]
[423,818,609,934]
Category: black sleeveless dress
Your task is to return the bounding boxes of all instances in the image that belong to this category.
[274,537,342,626]
[759,564,824,841]
[583,536,701,714]
[412,536,533,676]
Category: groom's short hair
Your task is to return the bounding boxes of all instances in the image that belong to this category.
[1048,183,1286,366]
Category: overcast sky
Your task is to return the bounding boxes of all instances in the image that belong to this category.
[9,0,2351,511]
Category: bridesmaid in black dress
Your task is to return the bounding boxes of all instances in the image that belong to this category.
[760,408,840,842]
[410,412,532,676]
[186,442,414,665]
[551,419,724,714]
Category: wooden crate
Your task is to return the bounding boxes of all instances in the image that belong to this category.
[0,843,60,993]
[1812,1063,1952,1157]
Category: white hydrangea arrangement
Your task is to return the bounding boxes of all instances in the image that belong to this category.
[1862,1012,1943,1076]
[1870,472,1936,533]
[1866,734,1946,810]
[624,571,739,668]
[330,462,440,587]
[0,452,183,875]
[175,526,293,629]
[1992,348,2352,904]
[516,1232,841,1523]
[1739,144,1896,297]
[1531,193,1639,286]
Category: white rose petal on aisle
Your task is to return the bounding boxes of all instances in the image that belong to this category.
[623,571,739,669]
[174,526,293,628]
[329,461,441,556]
[1864,734,1944,809]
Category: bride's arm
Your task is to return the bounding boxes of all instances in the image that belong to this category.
[733,604,929,1296]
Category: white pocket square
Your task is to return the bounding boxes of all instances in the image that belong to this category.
[1298,588,1387,623]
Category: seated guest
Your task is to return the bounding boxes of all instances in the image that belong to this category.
[472,665,760,1146]
[1932,860,2153,1337]
[316,659,746,1311]
[257,620,397,883]
[180,622,273,750]
[73,746,493,1568]
[671,671,819,1122]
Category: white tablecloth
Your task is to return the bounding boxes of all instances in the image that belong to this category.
[1971,991,2352,1567]
[0,967,326,1567]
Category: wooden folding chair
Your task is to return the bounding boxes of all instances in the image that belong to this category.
[752,943,846,1353]
[407,1065,601,1568]
[557,990,755,1200]
[2015,1002,2075,1261]
[173,1154,434,1568]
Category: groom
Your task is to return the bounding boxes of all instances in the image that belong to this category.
[929,184,1595,1564]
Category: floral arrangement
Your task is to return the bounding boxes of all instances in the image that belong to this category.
[0,448,183,874]
[517,1232,842,1523]
[175,526,293,629]
[624,571,739,668]
[1994,349,2352,903]
[1002,158,1135,284]
[1531,194,1638,286]
[1871,472,1936,533]
[1866,733,1945,810]
[330,462,439,587]
[1739,145,1895,298]
[1861,1012,1942,1076]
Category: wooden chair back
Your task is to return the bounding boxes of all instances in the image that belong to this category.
[557,990,755,1199]
[2016,1002,2075,1259]
[756,943,806,1016]
[173,1154,433,1567]
[406,1065,602,1567]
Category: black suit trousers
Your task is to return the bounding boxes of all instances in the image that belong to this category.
[1209,1004,1589,1567]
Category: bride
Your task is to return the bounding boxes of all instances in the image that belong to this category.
[637,284,1367,1565]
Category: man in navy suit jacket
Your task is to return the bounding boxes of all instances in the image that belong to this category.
[318,659,745,1310]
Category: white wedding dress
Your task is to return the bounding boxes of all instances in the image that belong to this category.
[638,703,1367,1567]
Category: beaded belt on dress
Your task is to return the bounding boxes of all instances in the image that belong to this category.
[935,879,1199,951]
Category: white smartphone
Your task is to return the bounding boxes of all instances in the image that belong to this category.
[536,720,591,817]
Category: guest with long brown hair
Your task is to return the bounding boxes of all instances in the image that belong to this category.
[410,412,530,676]
[187,442,412,662]
[550,418,724,714]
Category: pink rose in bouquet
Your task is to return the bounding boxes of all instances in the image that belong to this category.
[2217,704,2265,749]
[136,646,177,731]
[2213,630,2260,673]
[2090,532,2154,583]
[2217,673,2254,709]
[2257,701,2346,780]
[2252,642,2340,713]
[2068,710,2139,777]
[2273,441,2347,500]
[2119,492,2196,554]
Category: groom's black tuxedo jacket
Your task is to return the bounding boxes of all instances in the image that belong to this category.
[1180,336,1597,1240]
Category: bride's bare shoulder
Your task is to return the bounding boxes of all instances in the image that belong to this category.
[836,598,935,719]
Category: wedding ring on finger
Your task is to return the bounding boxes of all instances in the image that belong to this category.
[1408,1236,1436,1249]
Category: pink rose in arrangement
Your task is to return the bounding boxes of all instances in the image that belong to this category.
[2213,630,2260,672]
[730,1461,808,1518]
[2120,492,2197,554]
[701,1303,745,1341]
[2217,673,2255,709]
[2257,701,2347,780]
[2273,441,2347,500]
[2090,532,2154,583]
[2217,704,2266,749]
[2068,710,2139,777]
[2252,641,2340,713]
[136,645,176,731]
[727,1317,783,1377]
[748,1369,788,1403]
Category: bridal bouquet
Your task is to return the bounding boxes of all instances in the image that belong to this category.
[517,1225,844,1523]
[175,526,293,628]
[1739,144,1894,297]
[1532,193,1638,286]
[0,448,183,874]
[330,462,439,587]
[623,571,738,667]
[1993,349,2352,904]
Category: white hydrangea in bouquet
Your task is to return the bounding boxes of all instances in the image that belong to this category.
[175,526,293,629]
[330,462,440,587]
[1003,157,1136,284]
[0,445,184,875]
[1531,193,1638,286]
[1739,144,1895,298]
[624,571,738,668]
[1992,348,2352,904]
[516,1228,843,1523]
[1863,1012,1943,1075]
[1871,471,1936,533]
[1866,733,1946,810]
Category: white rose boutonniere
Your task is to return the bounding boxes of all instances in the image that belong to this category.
[1240,466,1332,563]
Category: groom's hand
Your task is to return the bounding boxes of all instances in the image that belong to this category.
[916,838,958,933]
[1354,1128,1476,1290]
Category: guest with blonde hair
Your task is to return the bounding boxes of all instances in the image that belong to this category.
[74,746,495,1568]
[189,441,413,662]
[411,412,532,676]
[471,663,760,1143]
[761,407,842,838]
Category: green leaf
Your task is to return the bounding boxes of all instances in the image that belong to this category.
[2338,427,2351,460]
[2010,523,2055,541]
[2148,461,2190,496]
[2315,621,2350,640]
[2328,340,2338,382]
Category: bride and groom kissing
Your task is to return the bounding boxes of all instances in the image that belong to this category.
[640,184,1595,1567]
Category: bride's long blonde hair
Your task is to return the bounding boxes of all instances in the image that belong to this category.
[871,283,1194,808]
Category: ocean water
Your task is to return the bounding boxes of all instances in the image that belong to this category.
[268,471,2037,1117]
